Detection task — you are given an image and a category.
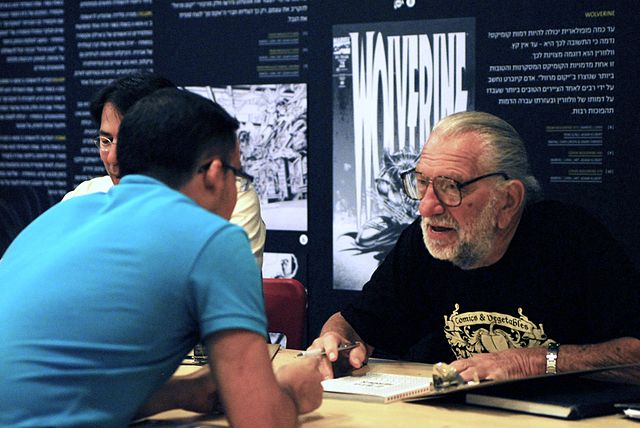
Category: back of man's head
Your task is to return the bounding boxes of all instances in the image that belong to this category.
[89,72,176,123]
[117,88,239,188]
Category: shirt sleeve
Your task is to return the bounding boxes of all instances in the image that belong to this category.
[61,176,114,201]
[229,183,266,268]
[189,224,267,341]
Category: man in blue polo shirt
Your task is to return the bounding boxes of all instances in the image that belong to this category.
[0,88,322,427]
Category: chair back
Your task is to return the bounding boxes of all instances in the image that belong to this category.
[263,278,307,349]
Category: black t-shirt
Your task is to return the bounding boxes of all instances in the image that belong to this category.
[341,200,640,363]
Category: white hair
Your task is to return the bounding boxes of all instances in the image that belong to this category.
[431,111,542,204]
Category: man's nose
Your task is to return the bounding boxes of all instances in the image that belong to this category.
[107,144,118,165]
[418,184,445,218]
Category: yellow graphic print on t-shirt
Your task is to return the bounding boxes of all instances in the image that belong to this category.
[443,304,555,359]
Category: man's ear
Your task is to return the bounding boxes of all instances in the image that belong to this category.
[497,179,525,229]
[202,159,225,192]
[180,158,228,212]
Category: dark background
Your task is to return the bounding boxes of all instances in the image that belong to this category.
[1,1,637,346]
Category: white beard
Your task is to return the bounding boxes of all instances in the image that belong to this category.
[421,194,499,270]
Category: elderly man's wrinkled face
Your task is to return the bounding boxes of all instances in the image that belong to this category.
[416,131,502,269]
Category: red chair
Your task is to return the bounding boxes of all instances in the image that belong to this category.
[263,278,307,350]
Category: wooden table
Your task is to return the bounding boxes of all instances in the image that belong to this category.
[141,349,636,427]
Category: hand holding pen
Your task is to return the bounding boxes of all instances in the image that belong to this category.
[296,342,360,358]
[303,335,368,379]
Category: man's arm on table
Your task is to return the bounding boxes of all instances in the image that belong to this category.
[134,330,323,425]
[316,316,640,383]
[451,337,640,382]
[310,312,375,379]
[209,329,323,427]
[134,365,219,420]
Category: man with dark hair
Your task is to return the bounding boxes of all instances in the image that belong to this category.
[63,72,266,266]
[311,111,640,382]
[0,88,322,426]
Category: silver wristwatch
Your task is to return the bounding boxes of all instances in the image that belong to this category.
[545,342,560,374]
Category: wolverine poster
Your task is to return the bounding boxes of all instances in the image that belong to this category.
[332,18,476,290]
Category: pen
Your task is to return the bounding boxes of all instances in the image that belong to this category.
[296,342,359,358]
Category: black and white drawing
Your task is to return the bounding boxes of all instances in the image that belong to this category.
[262,251,300,279]
[187,84,308,231]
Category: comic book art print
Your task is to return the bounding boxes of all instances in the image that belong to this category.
[187,84,308,231]
[332,18,475,289]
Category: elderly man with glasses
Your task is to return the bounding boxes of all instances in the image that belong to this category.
[310,111,640,383]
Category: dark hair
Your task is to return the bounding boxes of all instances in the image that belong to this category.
[116,88,239,188]
[89,72,176,123]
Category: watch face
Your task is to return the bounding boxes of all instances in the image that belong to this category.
[545,343,559,374]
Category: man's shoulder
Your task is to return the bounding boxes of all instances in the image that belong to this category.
[517,199,615,255]
[522,199,602,228]
[116,177,246,256]
[145,178,244,237]
[62,176,113,200]
[231,184,263,226]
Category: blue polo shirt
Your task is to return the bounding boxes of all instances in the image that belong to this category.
[0,175,266,426]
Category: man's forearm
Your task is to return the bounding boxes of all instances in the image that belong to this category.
[134,366,219,420]
[452,337,640,382]
[558,337,640,382]
[133,376,183,420]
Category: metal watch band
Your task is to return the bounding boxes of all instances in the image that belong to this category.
[545,342,560,374]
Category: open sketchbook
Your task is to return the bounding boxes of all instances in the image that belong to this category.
[321,372,432,403]
[322,362,640,412]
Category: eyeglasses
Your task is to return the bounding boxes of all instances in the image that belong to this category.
[399,169,509,207]
[93,135,116,152]
[197,160,254,192]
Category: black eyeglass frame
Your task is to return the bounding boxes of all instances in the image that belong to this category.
[399,169,509,207]
[196,159,254,191]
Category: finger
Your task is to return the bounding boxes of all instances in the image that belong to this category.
[299,356,325,382]
[312,362,325,383]
[321,334,344,362]
[457,366,480,382]
[304,355,321,371]
[348,345,367,369]
[484,366,507,381]
[448,358,468,372]
[307,337,325,351]
[317,356,335,379]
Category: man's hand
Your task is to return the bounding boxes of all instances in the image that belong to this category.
[175,365,221,414]
[449,347,546,381]
[133,365,219,419]
[210,330,324,427]
[307,332,368,379]
[275,358,324,414]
